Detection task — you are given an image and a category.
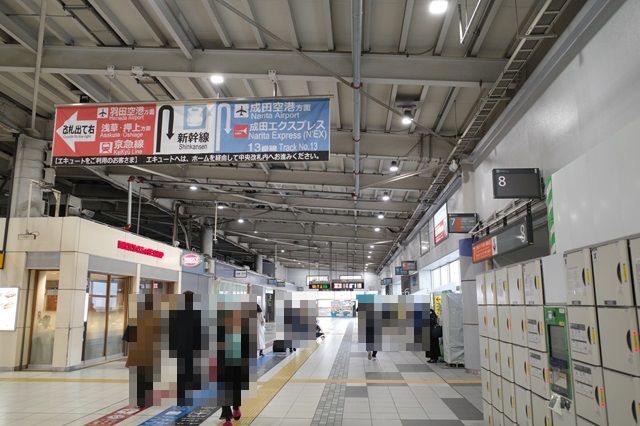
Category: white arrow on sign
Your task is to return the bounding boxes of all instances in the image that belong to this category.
[216,103,232,152]
[55,112,97,152]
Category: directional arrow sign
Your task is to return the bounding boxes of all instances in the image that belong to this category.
[55,112,97,152]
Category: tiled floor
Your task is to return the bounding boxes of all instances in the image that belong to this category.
[0,318,483,425]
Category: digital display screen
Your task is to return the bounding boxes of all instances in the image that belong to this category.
[549,325,568,363]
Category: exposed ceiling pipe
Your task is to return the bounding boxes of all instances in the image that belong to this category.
[351,0,362,200]
[29,0,46,134]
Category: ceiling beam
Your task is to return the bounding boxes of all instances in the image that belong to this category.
[240,0,266,48]
[398,0,414,53]
[88,0,135,45]
[362,0,372,52]
[434,86,461,133]
[61,74,110,102]
[131,0,166,45]
[0,10,37,53]
[434,2,456,55]
[0,45,505,88]
[282,0,299,49]
[409,85,430,134]
[201,0,233,47]
[223,222,394,241]
[384,84,398,132]
[146,0,194,59]
[15,0,74,45]
[333,82,342,129]
[322,0,334,51]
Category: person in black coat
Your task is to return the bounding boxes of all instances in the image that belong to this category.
[427,309,441,363]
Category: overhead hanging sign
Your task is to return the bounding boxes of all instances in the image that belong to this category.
[492,168,542,199]
[448,213,478,233]
[472,212,534,263]
[433,203,449,245]
[51,97,331,166]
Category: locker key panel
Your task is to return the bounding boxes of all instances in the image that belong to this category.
[508,264,525,305]
[493,407,505,426]
[481,368,492,403]
[479,305,488,337]
[477,273,486,305]
[526,306,547,352]
[603,369,640,426]
[492,372,504,412]
[572,361,607,426]
[487,305,500,340]
[490,338,502,375]
[496,267,510,305]
[565,248,595,306]
[511,306,528,347]
[529,349,551,399]
[486,271,497,305]
[514,344,531,390]
[524,259,544,305]
[592,240,633,307]
[532,393,552,426]
[516,385,534,426]
[567,306,601,366]
[480,336,490,370]
[498,306,512,343]
[502,378,517,422]
[631,237,640,307]
[597,307,640,376]
[500,341,515,383]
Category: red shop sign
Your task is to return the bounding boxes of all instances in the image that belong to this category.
[117,240,164,259]
[472,237,496,263]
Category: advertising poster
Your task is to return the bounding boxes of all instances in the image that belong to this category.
[0,287,19,331]
[52,97,330,166]
[433,203,449,245]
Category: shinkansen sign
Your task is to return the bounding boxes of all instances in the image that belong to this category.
[52,97,330,166]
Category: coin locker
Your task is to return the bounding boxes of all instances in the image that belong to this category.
[482,367,492,402]
[631,237,640,306]
[592,240,633,307]
[529,349,551,399]
[502,378,517,422]
[487,270,498,305]
[487,305,500,340]
[490,338,502,375]
[484,400,493,425]
[493,406,505,426]
[552,403,577,426]
[576,417,596,426]
[479,305,488,337]
[477,273,487,305]
[526,305,547,352]
[504,418,516,426]
[499,305,512,343]
[492,372,504,411]
[508,264,525,305]
[602,369,640,426]
[532,392,552,426]
[565,248,595,306]
[572,361,607,426]
[501,341,515,382]
[514,344,531,389]
[524,259,545,305]
[497,267,510,305]
[567,306,601,366]
[597,306,640,376]
[511,305,528,347]
[516,385,534,426]
[480,336,490,370]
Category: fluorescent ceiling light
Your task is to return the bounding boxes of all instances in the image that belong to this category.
[377,213,384,219]
[209,74,224,84]
[237,218,244,223]
[428,0,448,15]
[389,161,399,172]
[382,192,390,201]
[189,185,198,191]
[374,227,381,232]
[217,205,225,209]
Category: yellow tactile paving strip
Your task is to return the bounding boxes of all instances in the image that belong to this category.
[288,378,481,385]
[0,377,128,383]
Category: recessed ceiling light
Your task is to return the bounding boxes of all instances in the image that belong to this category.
[389,161,399,172]
[370,245,374,249]
[209,74,224,84]
[254,230,258,234]
[281,249,285,253]
[189,185,198,191]
[237,218,244,223]
[374,227,381,232]
[401,110,413,125]
[428,0,448,15]
[368,251,372,254]
[382,192,390,201]
[377,213,384,219]
[367,255,371,259]
[217,205,225,210]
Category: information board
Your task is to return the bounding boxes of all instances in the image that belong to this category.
[234,270,247,278]
[52,97,330,166]
[402,261,417,272]
[492,168,542,199]
[0,287,19,331]
[309,282,331,290]
[448,213,478,233]
[395,266,408,276]
[381,278,393,285]
[433,203,449,245]
[472,213,533,263]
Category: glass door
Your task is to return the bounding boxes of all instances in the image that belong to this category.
[83,274,108,361]
[105,276,128,357]
[29,271,59,366]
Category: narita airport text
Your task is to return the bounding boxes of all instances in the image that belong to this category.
[249,141,319,152]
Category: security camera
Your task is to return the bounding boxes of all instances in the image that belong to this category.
[449,160,459,173]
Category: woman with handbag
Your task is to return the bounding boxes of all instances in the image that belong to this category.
[427,309,441,363]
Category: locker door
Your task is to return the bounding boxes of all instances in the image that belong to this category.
[501,342,514,382]
[479,305,488,337]
[490,338,502,375]
[631,238,640,306]
[597,307,640,376]
[508,264,525,305]
[477,273,487,306]
[514,344,531,389]
[480,336,490,370]
[529,349,550,399]
[603,369,640,426]
[565,249,595,306]
[487,305,500,340]
[524,259,544,305]
[592,240,633,307]
[568,306,601,366]
[493,407,505,426]
[526,306,547,352]
[497,268,510,305]
[532,393,552,426]
[552,404,577,426]
[576,418,596,426]
[484,400,493,426]
[482,367,492,403]
[499,306,512,343]
[516,385,534,426]
[511,306,528,347]
[502,378,517,422]
[486,271,497,305]
[572,361,607,426]
[492,372,504,412]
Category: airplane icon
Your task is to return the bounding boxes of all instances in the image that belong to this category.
[234,104,248,118]
[97,107,108,118]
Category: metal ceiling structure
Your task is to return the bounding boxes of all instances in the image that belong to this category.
[0,0,583,273]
